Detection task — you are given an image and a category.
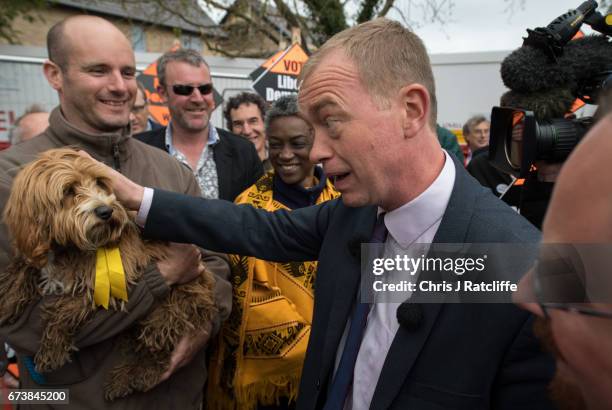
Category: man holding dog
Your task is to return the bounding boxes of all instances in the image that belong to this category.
[0,16,231,409]
[100,18,555,410]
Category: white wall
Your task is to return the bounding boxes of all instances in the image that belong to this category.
[431,50,510,130]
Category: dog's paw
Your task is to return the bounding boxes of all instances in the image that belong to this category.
[104,380,133,402]
[34,348,72,373]
[104,365,137,402]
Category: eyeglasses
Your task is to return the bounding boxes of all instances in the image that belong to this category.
[172,84,213,96]
[538,302,612,319]
[533,255,612,320]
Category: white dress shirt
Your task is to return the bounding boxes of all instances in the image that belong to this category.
[345,150,456,410]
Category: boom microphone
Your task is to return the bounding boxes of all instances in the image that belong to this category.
[499,88,576,120]
[501,35,612,96]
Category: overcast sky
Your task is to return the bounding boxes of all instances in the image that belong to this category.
[392,0,594,54]
[201,0,600,55]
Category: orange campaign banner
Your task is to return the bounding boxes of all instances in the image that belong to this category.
[136,45,222,126]
[250,43,309,103]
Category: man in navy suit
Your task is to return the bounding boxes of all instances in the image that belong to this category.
[98,18,554,410]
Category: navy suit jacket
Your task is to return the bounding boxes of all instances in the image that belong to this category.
[135,127,263,201]
[143,156,555,410]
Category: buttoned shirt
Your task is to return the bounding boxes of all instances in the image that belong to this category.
[343,150,456,410]
[165,123,220,199]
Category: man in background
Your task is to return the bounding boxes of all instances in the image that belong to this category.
[136,50,263,201]
[463,114,490,164]
[224,91,270,170]
[8,104,49,145]
[130,81,162,134]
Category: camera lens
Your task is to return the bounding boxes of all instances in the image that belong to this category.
[536,119,588,162]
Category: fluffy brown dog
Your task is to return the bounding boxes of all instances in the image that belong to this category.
[0,148,217,400]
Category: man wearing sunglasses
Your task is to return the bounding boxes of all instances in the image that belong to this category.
[136,49,263,201]
[515,105,612,410]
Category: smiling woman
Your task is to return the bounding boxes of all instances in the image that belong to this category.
[207,95,340,410]
[267,113,315,188]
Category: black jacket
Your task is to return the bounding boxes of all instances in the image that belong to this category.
[467,147,512,197]
[141,155,555,410]
[135,127,264,201]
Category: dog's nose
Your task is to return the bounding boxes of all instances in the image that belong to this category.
[94,205,113,220]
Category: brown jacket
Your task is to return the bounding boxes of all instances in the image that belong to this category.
[0,108,232,409]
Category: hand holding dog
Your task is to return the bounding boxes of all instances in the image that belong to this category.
[157,243,205,286]
[158,322,212,384]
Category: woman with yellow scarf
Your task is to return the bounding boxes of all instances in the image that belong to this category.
[207,95,340,410]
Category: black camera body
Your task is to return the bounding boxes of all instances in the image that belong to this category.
[487,0,612,226]
[490,0,612,178]
[490,107,592,178]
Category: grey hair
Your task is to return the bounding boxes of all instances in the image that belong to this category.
[9,104,47,144]
[462,114,488,136]
[264,94,300,132]
[157,48,210,87]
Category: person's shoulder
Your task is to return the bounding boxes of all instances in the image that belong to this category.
[469,188,540,242]
[216,128,255,151]
[127,138,193,179]
[134,127,166,149]
[234,172,274,205]
[0,132,57,177]
[126,138,198,193]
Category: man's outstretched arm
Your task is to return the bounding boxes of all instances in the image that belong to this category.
[96,155,334,263]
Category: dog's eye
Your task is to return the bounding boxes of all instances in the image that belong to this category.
[96,178,108,189]
[64,186,75,197]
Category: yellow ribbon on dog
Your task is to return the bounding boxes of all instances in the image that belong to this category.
[94,247,128,309]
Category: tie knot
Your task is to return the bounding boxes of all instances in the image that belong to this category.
[371,213,388,243]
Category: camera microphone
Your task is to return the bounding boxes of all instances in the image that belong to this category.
[501,35,612,97]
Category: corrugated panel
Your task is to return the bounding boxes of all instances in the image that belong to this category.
[0,61,58,142]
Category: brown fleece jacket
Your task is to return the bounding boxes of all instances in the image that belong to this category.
[0,107,232,409]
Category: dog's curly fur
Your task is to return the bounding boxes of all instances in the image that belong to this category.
[0,148,217,401]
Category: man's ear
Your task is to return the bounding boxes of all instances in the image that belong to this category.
[157,84,168,103]
[398,84,430,138]
[43,60,63,92]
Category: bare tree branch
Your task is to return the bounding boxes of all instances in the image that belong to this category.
[377,0,395,17]
[115,0,457,56]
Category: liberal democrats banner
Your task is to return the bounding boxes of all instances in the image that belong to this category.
[250,44,309,103]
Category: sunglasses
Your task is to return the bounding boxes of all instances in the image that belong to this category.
[172,83,213,96]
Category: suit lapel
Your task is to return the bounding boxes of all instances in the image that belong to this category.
[213,131,233,201]
[318,206,378,388]
[369,157,479,410]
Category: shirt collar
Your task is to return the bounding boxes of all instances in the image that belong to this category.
[382,150,456,247]
[164,121,219,155]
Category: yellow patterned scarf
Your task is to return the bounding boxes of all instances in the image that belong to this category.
[207,172,340,410]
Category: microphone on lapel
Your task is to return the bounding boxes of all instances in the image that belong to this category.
[397,303,423,332]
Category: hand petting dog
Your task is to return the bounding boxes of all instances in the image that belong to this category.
[77,150,145,211]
